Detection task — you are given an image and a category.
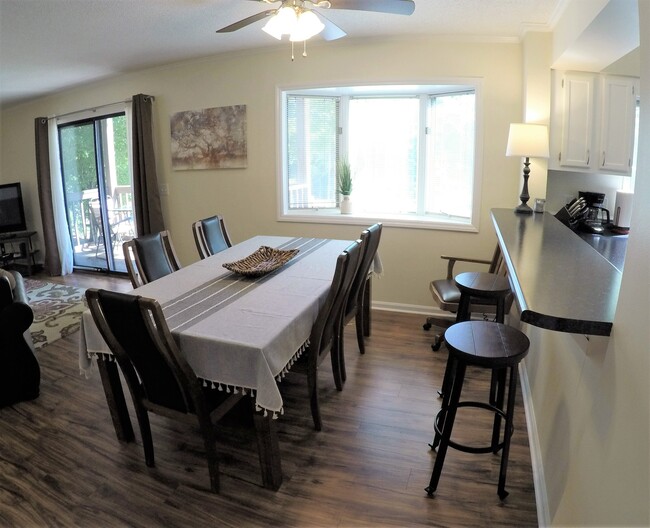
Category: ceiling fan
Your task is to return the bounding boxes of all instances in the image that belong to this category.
[217,0,416,58]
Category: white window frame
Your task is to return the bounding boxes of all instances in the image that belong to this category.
[275,80,484,232]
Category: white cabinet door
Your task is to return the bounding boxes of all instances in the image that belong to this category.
[599,76,637,174]
[559,72,596,168]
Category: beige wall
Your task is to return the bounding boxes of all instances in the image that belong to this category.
[0,35,524,311]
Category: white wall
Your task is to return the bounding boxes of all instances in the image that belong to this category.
[523,2,650,525]
[0,35,524,311]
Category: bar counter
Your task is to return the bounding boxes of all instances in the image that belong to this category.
[490,208,626,336]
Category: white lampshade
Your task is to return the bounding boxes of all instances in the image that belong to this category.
[506,123,549,158]
[289,10,325,42]
[262,6,298,40]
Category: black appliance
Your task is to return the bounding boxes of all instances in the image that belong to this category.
[578,191,610,234]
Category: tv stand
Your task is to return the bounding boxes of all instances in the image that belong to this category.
[0,231,42,276]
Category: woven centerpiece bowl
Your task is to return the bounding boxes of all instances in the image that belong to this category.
[223,246,299,277]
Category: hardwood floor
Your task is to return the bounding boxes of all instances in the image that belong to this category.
[0,271,538,527]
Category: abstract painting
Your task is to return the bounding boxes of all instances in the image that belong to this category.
[170,105,247,170]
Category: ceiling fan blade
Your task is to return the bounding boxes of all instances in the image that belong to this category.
[315,11,347,41]
[216,9,275,33]
[329,0,415,15]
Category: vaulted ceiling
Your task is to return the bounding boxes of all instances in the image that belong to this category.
[0,0,564,109]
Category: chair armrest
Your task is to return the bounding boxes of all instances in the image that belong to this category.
[440,255,493,280]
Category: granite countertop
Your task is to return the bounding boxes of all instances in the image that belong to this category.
[491,208,626,336]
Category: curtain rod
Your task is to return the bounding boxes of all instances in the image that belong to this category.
[47,95,155,121]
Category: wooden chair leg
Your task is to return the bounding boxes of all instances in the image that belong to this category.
[197,419,220,493]
[97,359,135,443]
[307,371,322,431]
[132,403,154,467]
[330,333,344,391]
[355,310,365,355]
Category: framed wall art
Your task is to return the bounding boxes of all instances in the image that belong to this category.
[170,104,247,170]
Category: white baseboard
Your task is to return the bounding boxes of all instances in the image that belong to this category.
[518,362,550,527]
[372,301,455,319]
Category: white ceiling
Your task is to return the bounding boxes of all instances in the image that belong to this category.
[0,0,561,109]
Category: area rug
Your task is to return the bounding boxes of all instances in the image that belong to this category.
[24,278,87,350]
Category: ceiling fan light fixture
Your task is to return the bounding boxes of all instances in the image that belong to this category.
[262,6,298,40]
[289,10,325,42]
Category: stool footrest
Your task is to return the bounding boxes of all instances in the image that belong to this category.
[434,401,513,455]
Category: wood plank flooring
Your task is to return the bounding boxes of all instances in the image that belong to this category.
[0,271,538,527]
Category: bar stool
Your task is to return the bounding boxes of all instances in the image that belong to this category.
[426,320,529,500]
[437,271,511,398]
[455,271,511,324]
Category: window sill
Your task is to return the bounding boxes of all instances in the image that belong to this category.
[278,210,478,232]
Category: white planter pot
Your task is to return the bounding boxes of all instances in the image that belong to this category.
[340,195,352,214]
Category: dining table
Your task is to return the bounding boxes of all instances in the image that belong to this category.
[78,235,355,490]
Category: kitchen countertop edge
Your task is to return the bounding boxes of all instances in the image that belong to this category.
[491,208,622,337]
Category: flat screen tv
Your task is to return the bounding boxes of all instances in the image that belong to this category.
[0,182,27,234]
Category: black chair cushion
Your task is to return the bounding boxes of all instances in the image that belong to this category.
[202,216,229,255]
[430,279,498,306]
[97,290,188,412]
[133,233,173,282]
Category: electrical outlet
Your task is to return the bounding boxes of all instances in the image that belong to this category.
[159,183,169,196]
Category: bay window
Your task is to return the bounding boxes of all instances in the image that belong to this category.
[279,83,482,230]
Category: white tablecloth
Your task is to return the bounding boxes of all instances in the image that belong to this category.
[79,236,352,416]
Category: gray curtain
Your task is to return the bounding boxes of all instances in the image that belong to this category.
[131,94,164,236]
[34,117,62,276]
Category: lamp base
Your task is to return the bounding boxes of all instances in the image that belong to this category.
[515,203,533,214]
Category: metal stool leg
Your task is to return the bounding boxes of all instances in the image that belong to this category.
[490,367,507,453]
[426,361,466,496]
[432,355,457,448]
[497,365,518,500]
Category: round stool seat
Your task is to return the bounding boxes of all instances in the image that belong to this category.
[453,272,511,324]
[445,320,529,368]
[454,271,510,299]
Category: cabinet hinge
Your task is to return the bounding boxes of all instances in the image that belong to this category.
[337,127,343,135]
[558,152,562,162]
[561,78,565,88]
[425,126,431,135]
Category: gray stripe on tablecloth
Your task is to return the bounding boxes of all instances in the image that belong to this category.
[162,237,331,332]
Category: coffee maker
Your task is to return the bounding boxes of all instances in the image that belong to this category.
[578,191,610,234]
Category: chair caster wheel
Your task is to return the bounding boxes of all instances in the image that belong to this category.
[431,341,442,351]
[423,322,432,331]
[424,486,435,497]
[498,489,509,501]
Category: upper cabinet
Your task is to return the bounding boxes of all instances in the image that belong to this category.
[550,70,638,175]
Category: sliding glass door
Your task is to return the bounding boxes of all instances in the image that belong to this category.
[59,113,135,273]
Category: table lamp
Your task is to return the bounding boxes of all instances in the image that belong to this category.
[506,123,549,214]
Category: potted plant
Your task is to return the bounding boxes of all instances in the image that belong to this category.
[337,158,353,214]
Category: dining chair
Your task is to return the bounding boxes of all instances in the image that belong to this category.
[192,215,232,259]
[334,223,382,386]
[86,288,259,493]
[122,230,181,288]
[289,239,362,431]
[423,244,513,351]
